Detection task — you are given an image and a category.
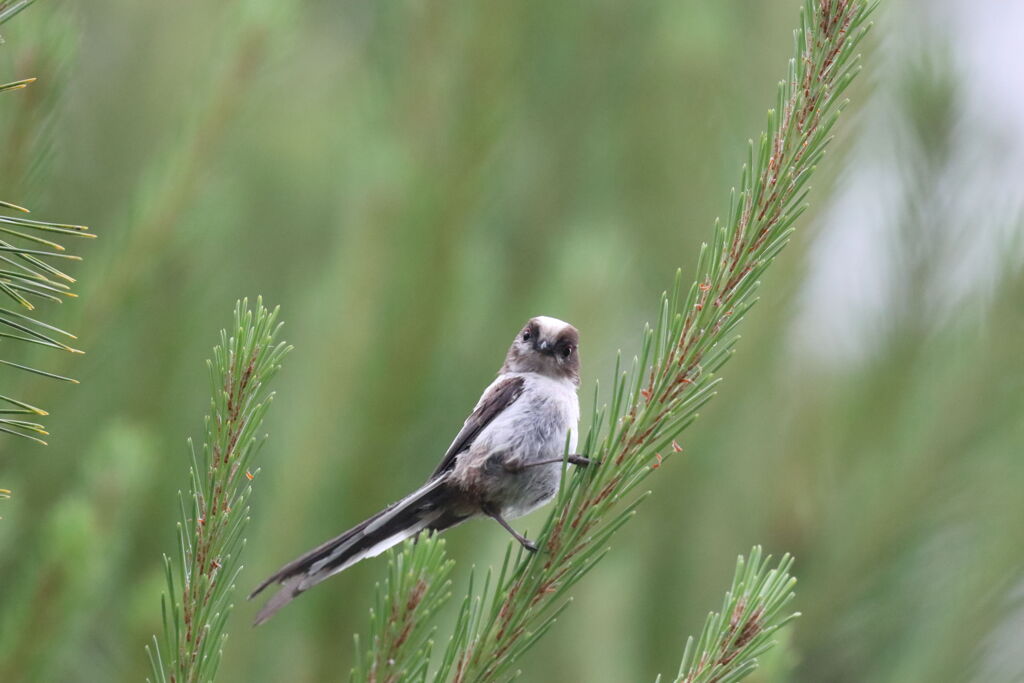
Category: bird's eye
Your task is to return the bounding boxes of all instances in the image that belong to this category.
[522,330,532,342]
[562,345,573,358]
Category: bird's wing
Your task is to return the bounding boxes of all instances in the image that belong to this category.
[429,374,525,479]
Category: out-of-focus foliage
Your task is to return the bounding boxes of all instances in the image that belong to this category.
[0,1,1021,682]
[0,0,92,447]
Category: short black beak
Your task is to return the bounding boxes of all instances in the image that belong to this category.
[536,339,553,354]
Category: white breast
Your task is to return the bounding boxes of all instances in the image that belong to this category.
[472,372,579,463]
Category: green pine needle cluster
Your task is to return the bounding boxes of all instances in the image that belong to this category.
[147,299,290,683]
[663,548,798,683]
[350,1,873,680]
[0,1,35,27]
[353,541,798,683]
[0,0,93,447]
[350,536,455,683]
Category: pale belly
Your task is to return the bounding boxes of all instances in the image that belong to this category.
[455,378,579,518]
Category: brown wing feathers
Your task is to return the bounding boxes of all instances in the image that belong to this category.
[429,375,525,478]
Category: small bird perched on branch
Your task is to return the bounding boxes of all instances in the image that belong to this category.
[250,316,590,625]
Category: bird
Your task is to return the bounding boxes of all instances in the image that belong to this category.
[249,315,592,625]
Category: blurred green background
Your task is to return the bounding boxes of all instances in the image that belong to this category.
[1,0,1023,681]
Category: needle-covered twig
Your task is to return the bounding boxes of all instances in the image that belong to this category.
[147,299,290,683]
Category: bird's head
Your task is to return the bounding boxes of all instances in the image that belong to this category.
[502,316,580,384]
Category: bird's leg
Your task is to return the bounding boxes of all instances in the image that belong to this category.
[506,454,596,471]
[483,505,538,552]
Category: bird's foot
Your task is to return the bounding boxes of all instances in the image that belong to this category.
[484,505,539,553]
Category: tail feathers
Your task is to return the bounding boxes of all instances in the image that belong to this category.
[250,478,462,626]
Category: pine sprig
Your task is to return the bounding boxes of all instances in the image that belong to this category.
[350,536,455,683]
[662,547,798,683]
[0,0,36,26]
[437,2,873,680]
[0,0,94,446]
[147,299,291,683]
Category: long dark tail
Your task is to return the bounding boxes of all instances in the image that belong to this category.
[249,477,465,625]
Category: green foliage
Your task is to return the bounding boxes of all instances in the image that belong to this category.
[0,0,92,447]
[0,1,36,26]
[147,299,290,683]
[350,536,455,683]
[354,542,798,683]
[663,547,797,683]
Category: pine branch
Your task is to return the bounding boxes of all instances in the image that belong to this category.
[440,2,872,679]
[661,547,798,683]
[0,0,93,448]
[147,299,290,683]
[0,0,36,26]
[427,2,874,680]
[350,536,455,683]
